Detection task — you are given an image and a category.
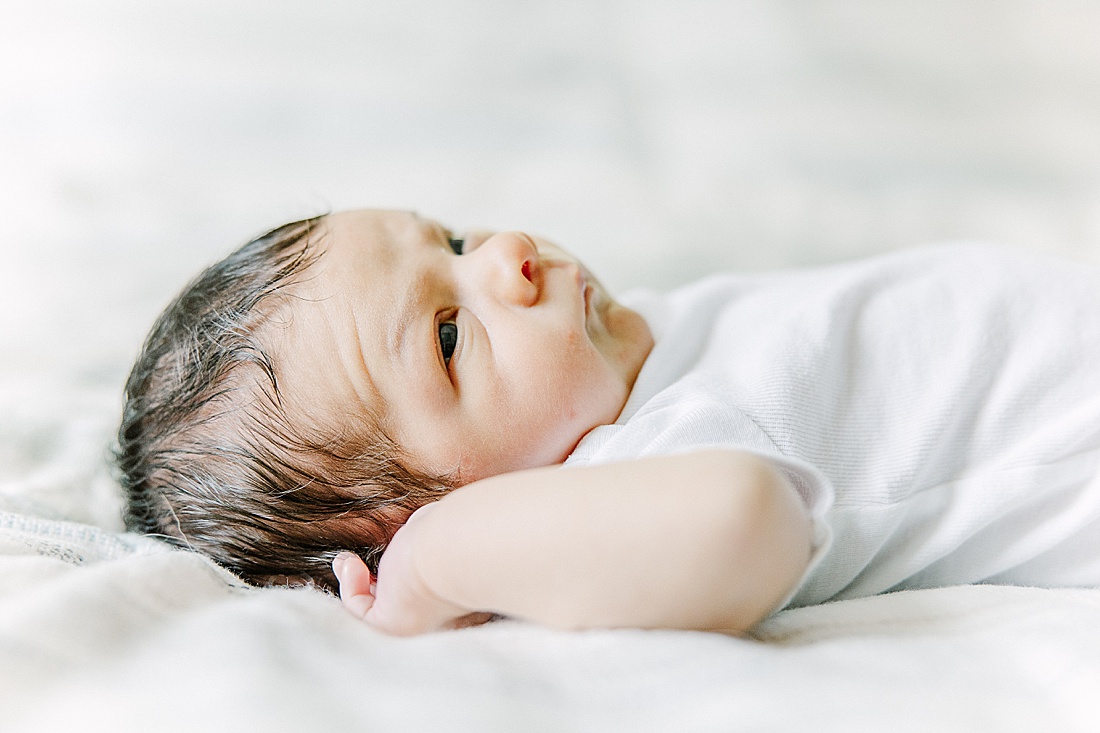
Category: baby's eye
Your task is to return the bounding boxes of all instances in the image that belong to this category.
[448,238,465,255]
[439,321,458,365]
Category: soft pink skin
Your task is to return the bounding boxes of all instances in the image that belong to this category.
[278,209,653,632]
[278,209,653,483]
[318,212,816,636]
[332,452,814,636]
[333,505,489,635]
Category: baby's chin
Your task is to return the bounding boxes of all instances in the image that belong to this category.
[603,302,655,394]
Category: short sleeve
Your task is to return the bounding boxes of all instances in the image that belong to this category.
[566,371,835,611]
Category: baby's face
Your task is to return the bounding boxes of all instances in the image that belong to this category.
[278,209,653,483]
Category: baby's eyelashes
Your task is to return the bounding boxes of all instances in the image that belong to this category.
[439,321,459,365]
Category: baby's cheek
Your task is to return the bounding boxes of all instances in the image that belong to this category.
[461,432,555,481]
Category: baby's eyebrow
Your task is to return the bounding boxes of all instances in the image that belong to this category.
[386,269,430,369]
[384,216,451,369]
[387,294,414,368]
[430,224,455,249]
[412,213,455,249]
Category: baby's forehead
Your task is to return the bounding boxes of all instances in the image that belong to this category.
[321,208,447,253]
[257,233,394,439]
[259,297,393,445]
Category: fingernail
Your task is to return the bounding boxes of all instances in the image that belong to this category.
[332,551,354,577]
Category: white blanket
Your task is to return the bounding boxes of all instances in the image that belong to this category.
[4,508,1100,732]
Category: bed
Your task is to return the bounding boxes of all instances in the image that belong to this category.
[4,1,1100,730]
[5,503,1100,730]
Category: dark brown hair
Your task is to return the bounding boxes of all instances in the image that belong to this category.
[115,216,453,591]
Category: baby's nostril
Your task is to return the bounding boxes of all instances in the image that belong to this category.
[521,260,532,281]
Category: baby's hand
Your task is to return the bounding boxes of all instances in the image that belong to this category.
[332,507,492,635]
[331,552,378,620]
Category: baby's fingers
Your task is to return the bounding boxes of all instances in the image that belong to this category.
[333,551,376,619]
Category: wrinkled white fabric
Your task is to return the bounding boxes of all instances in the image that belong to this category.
[568,244,1100,608]
[5,508,1100,732]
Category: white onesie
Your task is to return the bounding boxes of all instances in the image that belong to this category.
[565,244,1100,609]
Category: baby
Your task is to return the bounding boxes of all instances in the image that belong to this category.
[118,208,1100,636]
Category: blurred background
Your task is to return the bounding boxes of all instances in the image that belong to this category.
[2,0,1100,521]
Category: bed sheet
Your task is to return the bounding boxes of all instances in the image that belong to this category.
[4,503,1100,732]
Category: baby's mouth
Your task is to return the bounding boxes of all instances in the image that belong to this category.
[579,268,593,319]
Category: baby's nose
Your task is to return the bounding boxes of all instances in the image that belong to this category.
[470,231,540,306]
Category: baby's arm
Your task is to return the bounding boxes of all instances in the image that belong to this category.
[334,450,812,636]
